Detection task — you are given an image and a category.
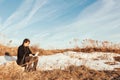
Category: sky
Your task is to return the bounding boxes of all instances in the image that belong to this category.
[0,0,120,49]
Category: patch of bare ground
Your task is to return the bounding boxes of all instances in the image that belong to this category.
[104,62,118,65]
[114,56,120,62]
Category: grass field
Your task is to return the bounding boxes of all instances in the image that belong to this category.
[0,39,120,80]
[0,62,120,80]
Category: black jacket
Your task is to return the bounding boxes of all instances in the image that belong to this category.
[16,45,32,66]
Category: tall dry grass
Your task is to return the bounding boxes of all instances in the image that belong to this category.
[0,43,17,56]
[0,62,120,80]
[77,39,120,53]
[0,39,120,56]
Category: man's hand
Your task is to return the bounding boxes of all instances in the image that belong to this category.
[35,52,39,56]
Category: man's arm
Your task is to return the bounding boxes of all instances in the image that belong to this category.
[18,46,24,58]
[28,47,34,56]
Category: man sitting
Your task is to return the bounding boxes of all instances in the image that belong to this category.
[16,38,39,72]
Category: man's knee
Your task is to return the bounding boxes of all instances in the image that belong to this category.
[33,56,38,62]
[34,56,38,59]
[25,56,32,62]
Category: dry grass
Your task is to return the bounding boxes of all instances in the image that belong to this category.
[0,62,120,80]
[114,56,120,62]
[0,39,120,56]
[104,62,118,65]
[0,39,120,80]
[0,43,17,56]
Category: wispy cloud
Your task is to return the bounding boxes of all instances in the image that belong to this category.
[58,0,120,39]
[1,0,34,31]
[35,0,120,48]
[0,0,120,49]
[1,0,47,33]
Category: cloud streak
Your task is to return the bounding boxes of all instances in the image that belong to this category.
[1,0,48,33]
[0,0,120,49]
[36,0,120,48]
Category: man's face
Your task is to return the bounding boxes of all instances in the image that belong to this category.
[24,42,30,47]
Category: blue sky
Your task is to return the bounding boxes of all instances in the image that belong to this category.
[0,0,120,49]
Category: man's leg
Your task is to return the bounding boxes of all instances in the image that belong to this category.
[25,56,33,72]
[32,56,38,71]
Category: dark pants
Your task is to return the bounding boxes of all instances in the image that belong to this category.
[24,56,38,72]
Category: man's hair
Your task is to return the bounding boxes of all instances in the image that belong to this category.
[22,38,30,44]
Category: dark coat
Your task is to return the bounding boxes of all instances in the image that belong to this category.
[16,45,32,66]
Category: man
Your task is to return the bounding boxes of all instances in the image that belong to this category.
[16,38,39,72]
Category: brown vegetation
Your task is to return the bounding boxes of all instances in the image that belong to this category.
[0,62,120,80]
[0,43,17,56]
[114,56,120,62]
[0,39,120,80]
[0,39,120,56]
